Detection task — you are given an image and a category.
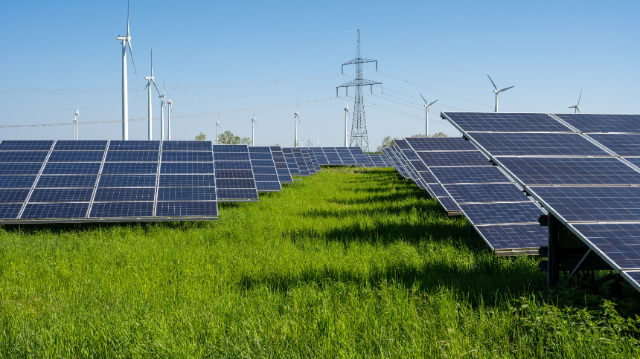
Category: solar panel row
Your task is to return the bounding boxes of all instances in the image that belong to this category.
[249,147,282,192]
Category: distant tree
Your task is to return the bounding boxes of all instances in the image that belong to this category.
[218,130,244,145]
[431,132,448,138]
[377,136,398,153]
[305,139,313,147]
[274,143,280,146]
[194,132,207,141]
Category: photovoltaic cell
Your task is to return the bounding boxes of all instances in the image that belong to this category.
[155,201,218,217]
[553,114,640,134]
[212,145,248,153]
[53,140,108,151]
[0,140,54,151]
[458,202,545,225]
[496,157,640,186]
[215,170,254,179]
[416,151,489,166]
[108,141,160,151]
[89,202,154,218]
[256,182,282,191]
[22,203,89,219]
[94,188,156,202]
[162,141,212,151]
[43,163,102,175]
[159,175,216,187]
[571,223,640,269]
[468,132,609,157]
[0,176,37,188]
[29,188,93,202]
[0,163,42,175]
[99,175,157,187]
[216,188,258,200]
[215,161,251,170]
[157,187,217,201]
[214,152,250,161]
[0,151,49,163]
[47,151,105,162]
[0,204,23,219]
[36,175,97,188]
[437,196,459,213]
[216,179,256,189]
[587,134,640,157]
[105,151,159,162]
[428,184,448,197]
[0,189,29,203]
[429,166,511,184]
[160,162,214,174]
[529,186,640,223]
[161,151,213,162]
[475,225,548,250]
[443,183,528,203]
[405,137,478,151]
[419,171,438,184]
[444,112,571,132]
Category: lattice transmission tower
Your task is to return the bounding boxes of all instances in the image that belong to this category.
[336,29,381,152]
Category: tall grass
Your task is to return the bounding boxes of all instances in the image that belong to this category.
[0,167,639,357]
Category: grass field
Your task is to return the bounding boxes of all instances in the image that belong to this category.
[1,167,640,358]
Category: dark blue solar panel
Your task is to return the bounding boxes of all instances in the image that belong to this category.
[430,166,511,184]
[214,153,250,161]
[36,175,97,188]
[437,196,459,212]
[0,151,49,163]
[0,189,29,203]
[409,160,428,172]
[468,133,609,156]
[157,187,217,201]
[444,112,571,132]
[475,225,548,250]
[428,184,448,197]
[161,151,213,162]
[249,153,273,160]
[0,163,42,175]
[54,141,108,151]
[21,203,89,219]
[0,176,37,188]
[624,271,640,289]
[101,162,158,175]
[252,166,277,175]
[256,182,282,191]
[47,151,105,162]
[254,174,279,182]
[554,114,640,134]
[98,175,157,187]
[155,201,218,217]
[89,202,153,218]
[159,175,216,187]
[444,184,527,203]
[94,188,156,202]
[214,161,252,170]
[212,145,248,153]
[497,157,640,185]
[588,134,640,156]
[215,170,253,179]
[458,202,545,225]
[108,141,160,151]
[216,188,258,201]
[0,141,53,151]
[162,141,212,151]
[249,147,271,153]
[405,137,478,151]
[252,160,276,167]
[43,162,102,175]
[29,188,93,202]
[571,223,640,270]
[0,204,22,219]
[530,186,640,223]
[417,152,489,166]
[105,151,159,162]
[160,163,214,174]
[627,158,640,169]
[216,179,256,189]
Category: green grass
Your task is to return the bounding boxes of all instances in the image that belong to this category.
[1,167,639,358]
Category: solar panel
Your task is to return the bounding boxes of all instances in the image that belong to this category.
[0,151,49,163]
[95,188,156,202]
[429,166,512,184]
[249,147,282,192]
[496,157,640,186]
[0,204,23,219]
[349,147,372,166]
[48,151,105,162]
[89,202,154,218]
[304,149,322,171]
[106,151,159,162]
[157,187,216,201]
[108,141,160,151]
[0,140,54,151]
[553,114,640,134]
[309,147,329,165]
[586,134,640,157]
[36,175,97,188]
[100,175,157,187]
[475,225,549,251]
[468,132,610,157]
[162,141,213,151]
[323,148,343,165]
[30,188,93,202]
[458,202,546,225]
[0,176,37,188]
[437,196,459,213]
[269,146,293,183]
[162,151,214,162]
[0,163,42,175]
[212,145,258,202]
[22,203,90,219]
[53,140,108,151]
[43,162,102,175]
[443,183,528,203]
[443,112,572,132]
[335,147,357,164]
[155,201,218,217]
[571,223,640,270]
[290,149,310,176]
[405,137,478,151]
[300,149,317,174]
[427,184,448,197]
[0,189,29,203]
[416,152,489,166]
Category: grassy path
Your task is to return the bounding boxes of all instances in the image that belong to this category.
[0,167,639,357]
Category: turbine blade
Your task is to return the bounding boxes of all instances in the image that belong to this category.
[577,108,580,113]
[428,99,438,106]
[420,93,427,104]
[577,90,582,105]
[127,0,130,36]
[127,40,136,75]
[499,86,514,92]
[152,79,160,95]
[487,75,497,90]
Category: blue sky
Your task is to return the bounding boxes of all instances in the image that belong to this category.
[1,0,639,149]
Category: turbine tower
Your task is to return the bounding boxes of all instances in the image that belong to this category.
[116,0,137,140]
[487,75,513,113]
[159,83,166,140]
[569,90,582,113]
[167,95,173,140]
[294,100,300,147]
[420,94,437,137]
[145,49,159,140]
[216,116,221,144]
[336,29,381,151]
[251,113,257,146]
[73,105,79,140]
[344,104,349,147]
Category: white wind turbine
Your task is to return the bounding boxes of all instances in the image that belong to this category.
[420,94,437,137]
[344,104,349,147]
[487,75,513,113]
[145,49,159,140]
[116,0,137,140]
[73,105,79,140]
[251,113,258,146]
[317,134,320,147]
[167,95,173,140]
[294,100,300,147]
[569,90,582,113]
[159,83,166,140]
[216,116,221,144]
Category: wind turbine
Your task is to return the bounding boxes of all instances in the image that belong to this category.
[251,113,257,146]
[116,0,137,140]
[344,104,349,147]
[294,99,300,147]
[159,82,166,140]
[420,94,437,137]
[569,90,582,113]
[317,134,320,147]
[216,116,221,144]
[487,75,513,113]
[145,49,159,140]
[167,95,173,140]
[73,105,79,140]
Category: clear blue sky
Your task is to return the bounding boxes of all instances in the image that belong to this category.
[1,0,639,149]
